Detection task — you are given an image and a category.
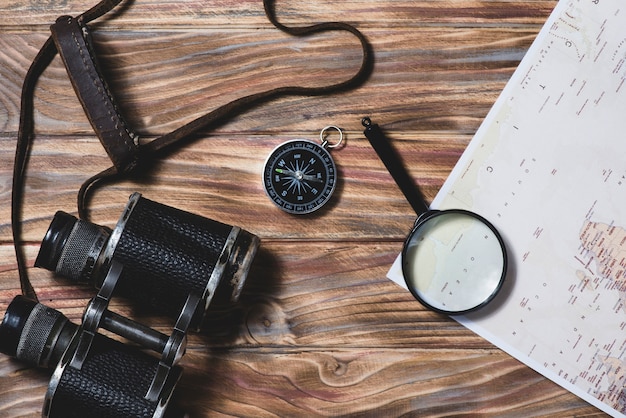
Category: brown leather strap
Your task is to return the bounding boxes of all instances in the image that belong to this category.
[12,0,134,302]
[12,37,57,301]
[12,0,373,300]
[51,16,140,173]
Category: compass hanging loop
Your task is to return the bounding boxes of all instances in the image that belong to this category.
[320,126,344,149]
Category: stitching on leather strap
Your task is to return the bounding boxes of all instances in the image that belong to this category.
[51,16,139,172]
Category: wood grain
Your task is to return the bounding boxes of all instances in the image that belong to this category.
[0,0,609,416]
[0,1,558,29]
[0,27,533,135]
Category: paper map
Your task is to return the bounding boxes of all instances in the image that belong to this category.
[387,0,626,415]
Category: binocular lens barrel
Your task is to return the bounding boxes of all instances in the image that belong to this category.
[0,295,77,368]
[2,194,246,416]
[0,296,184,418]
[36,211,109,284]
[35,193,260,320]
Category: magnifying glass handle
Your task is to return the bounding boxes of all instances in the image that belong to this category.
[361,117,430,216]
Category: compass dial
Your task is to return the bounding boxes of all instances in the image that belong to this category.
[263,139,337,214]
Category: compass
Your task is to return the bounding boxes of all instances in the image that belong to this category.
[263,126,343,214]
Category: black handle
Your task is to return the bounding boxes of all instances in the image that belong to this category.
[361,117,430,216]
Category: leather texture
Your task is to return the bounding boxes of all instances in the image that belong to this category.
[112,195,233,317]
[50,333,168,417]
[51,16,140,174]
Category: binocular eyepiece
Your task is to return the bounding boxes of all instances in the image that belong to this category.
[1,193,261,417]
[0,295,76,369]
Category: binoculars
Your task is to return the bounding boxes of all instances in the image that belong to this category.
[0,193,260,417]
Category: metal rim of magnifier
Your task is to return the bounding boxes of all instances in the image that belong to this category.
[400,209,508,315]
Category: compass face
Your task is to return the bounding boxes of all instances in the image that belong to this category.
[263,139,337,214]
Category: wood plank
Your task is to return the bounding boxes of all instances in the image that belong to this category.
[1,132,470,241]
[1,27,535,135]
[0,349,602,417]
[0,242,484,349]
[174,349,602,417]
[0,1,556,29]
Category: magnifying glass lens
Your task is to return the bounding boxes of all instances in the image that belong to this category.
[402,210,506,314]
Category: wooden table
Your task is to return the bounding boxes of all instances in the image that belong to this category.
[0,0,609,416]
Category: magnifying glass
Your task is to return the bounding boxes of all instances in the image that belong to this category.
[361,117,507,315]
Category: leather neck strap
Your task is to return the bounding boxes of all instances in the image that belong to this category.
[12,0,373,301]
